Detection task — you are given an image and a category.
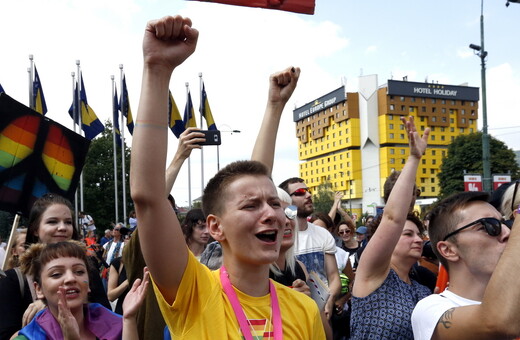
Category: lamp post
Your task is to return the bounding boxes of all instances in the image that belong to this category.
[469,0,491,192]
[217,125,241,171]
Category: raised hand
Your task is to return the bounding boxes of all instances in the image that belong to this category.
[401,116,429,159]
[143,15,199,72]
[174,128,204,162]
[123,267,150,320]
[268,66,301,106]
[57,286,80,340]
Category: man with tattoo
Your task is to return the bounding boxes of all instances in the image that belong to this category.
[411,192,520,339]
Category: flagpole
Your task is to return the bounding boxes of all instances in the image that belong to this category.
[186,82,192,209]
[119,64,127,224]
[77,60,84,213]
[199,73,204,199]
[28,55,34,109]
[71,71,79,222]
[111,75,119,224]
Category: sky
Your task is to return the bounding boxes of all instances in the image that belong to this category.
[1,0,520,210]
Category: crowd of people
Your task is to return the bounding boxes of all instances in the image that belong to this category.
[0,14,520,340]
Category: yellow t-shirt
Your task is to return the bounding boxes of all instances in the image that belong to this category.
[152,251,326,339]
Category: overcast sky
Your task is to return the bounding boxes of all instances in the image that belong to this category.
[1,0,519,209]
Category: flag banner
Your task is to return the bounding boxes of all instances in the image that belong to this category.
[0,93,90,216]
[113,87,122,147]
[200,82,217,130]
[33,66,48,115]
[0,83,5,94]
[187,0,315,14]
[68,74,105,140]
[183,90,197,128]
[119,75,134,135]
[168,90,185,138]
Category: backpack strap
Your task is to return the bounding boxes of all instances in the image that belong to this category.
[14,267,25,298]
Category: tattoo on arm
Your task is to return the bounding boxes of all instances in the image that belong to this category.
[438,308,455,329]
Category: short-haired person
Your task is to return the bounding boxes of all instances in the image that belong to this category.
[279,177,341,320]
[181,209,209,260]
[412,191,520,340]
[130,15,325,338]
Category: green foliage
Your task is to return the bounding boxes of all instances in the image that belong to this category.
[438,132,519,199]
[312,181,334,214]
[80,121,132,233]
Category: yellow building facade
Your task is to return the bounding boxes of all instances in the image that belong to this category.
[293,76,479,216]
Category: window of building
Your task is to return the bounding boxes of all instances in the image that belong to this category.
[390,158,395,164]
[432,150,436,155]
[442,108,446,113]
[471,110,476,116]
[431,177,435,183]
[411,97,416,102]
[420,116,425,122]
[432,107,437,113]
[389,123,394,129]
[422,159,426,164]
[450,127,454,132]
[390,133,394,139]
[400,96,405,101]
[422,106,426,113]
[409,107,415,113]
[400,149,405,155]
[390,148,395,154]
[431,116,437,122]
[401,105,406,111]
[451,100,456,105]
[441,99,446,104]
[460,128,465,133]
[470,101,475,107]
[390,104,395,110]
[400,134,405,139]
[461,109,466,115]
[400,124,404,130]
[432,159,436,165]
[388,115,393,120]
[461,101,466,106]
[390,95,394,100]
[421,98,426,103]
[431,135,435,140]
[450,118,454,124]
[441,127,445,132]
[422,168,427,174]
[432,98,437,104]
[421,178,426,183]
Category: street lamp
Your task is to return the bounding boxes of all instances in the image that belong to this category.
[217,125,241,171]
[469,0,491,192]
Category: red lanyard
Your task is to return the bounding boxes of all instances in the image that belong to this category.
[220,266,283,340]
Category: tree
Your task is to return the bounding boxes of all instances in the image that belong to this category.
[80,121,132,232]
[438,132,519,199]
[312,181,334,214]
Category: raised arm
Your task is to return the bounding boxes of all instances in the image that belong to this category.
[130,15,198,304]
[251,66,300,174]
[353,116,429,295]
[165,127,204,195]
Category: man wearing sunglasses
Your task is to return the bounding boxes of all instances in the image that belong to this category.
[412,191,520,339]
[279,178,341,321]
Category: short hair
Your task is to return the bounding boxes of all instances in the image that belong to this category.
[278,177,304,194]
[383,171,419,204]
[26,194,79,245]
[427,191,490,269]
[20,241,90,286]
[181,208,206,243]
[202,160,271,217]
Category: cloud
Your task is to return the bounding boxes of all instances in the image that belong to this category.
[365,45,377,54]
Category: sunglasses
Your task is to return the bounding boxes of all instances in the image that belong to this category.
[442,217,505,241]
[338,230,351,235]
[290,188,310,197]
[284,205,297,220]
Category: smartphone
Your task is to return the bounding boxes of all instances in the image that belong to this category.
[198,130,221,146]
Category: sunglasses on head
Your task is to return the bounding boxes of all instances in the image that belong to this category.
[284,205,297,220]
[290,188,310,197]
[442,217,505,241]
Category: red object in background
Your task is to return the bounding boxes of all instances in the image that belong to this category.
[463,174,482,192]
[435,264,449,293]
[188,0,315,14]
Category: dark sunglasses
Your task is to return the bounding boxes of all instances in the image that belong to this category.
[338,230,351,235]
[442,217,505,241]
[290,188,310,197]
[284,205,297,220]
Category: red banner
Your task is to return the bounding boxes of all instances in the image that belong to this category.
[493,175,511,190]
[464,174,482,192]
[188,0,315,14]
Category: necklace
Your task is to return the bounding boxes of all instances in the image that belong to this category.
[220,266,283,340]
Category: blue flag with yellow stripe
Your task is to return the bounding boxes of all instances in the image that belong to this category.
[200,82,217,130]
[168,90,184,138]
[33,66,47,115]
[183,90,197,128]
[119,75,134,135]
[68,73,105,140]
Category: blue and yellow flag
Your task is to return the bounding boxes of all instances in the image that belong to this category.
[68,73,105,140]
[119,75,134,135]
[113,87,122,147]
[33,66,47,115]
[169,90,184,138]
[183,90,197,128]
[200,82,217,130]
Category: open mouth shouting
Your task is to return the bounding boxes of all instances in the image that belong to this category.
[255,229,278,243]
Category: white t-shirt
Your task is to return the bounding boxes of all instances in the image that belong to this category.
[412,289,480,340]
[81,215,96,231]
[334,246,349,272]
[295,222,336,285]
[103,240,125,265]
